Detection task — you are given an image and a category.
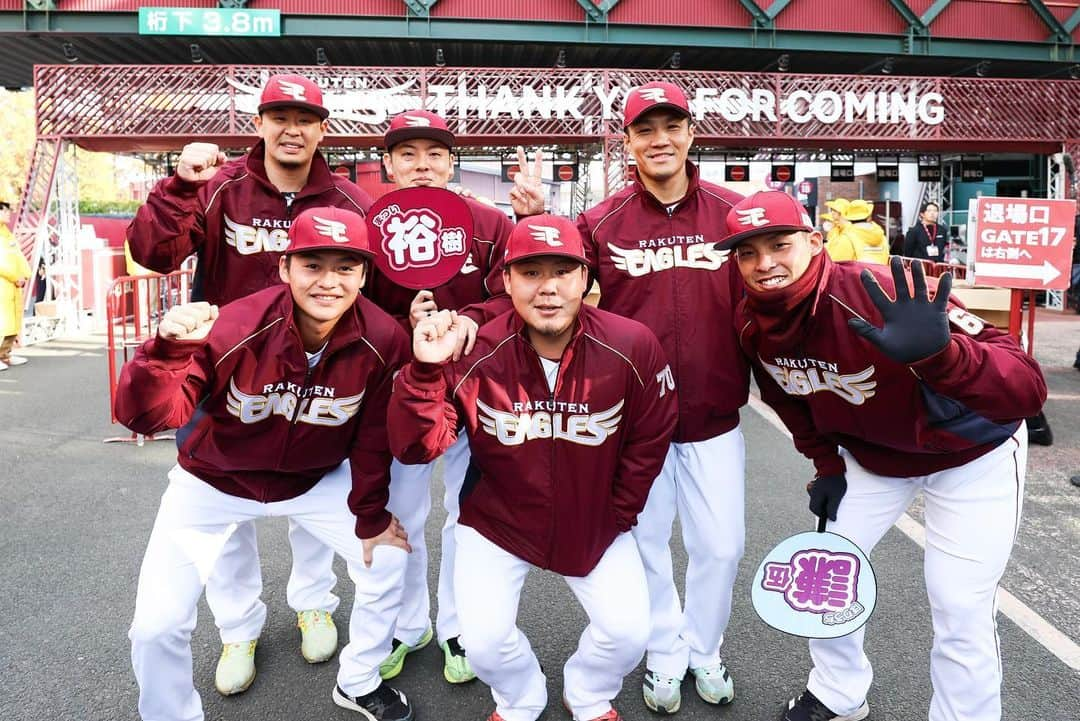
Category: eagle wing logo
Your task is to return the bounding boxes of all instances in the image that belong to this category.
[735,207,769,227]
[591,400,624,434]
[313,215,350,243]
[277,79,308,101]
[403,114,432,127]
[609,244,633,272]
[529,225,563,247]
[226,377,260,421]
[476,398,523,445]
[639,88,669,103]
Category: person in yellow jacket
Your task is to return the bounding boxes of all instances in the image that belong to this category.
[823,198,890,265]
[0,201,31,370]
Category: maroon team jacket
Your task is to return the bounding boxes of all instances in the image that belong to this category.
[577,162,749,443]
[366,196,514,328]
[737,256,1047,478]
[114,286,410,539]
[127,141,372,306]
[388,305,678,576]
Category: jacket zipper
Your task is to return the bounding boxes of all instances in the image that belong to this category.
[666,203,685,439]
[529,344,562,568]
[274,345,315,501]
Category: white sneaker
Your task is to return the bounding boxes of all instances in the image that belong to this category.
[297,609,338,663]
[643,670,682,714]
[0,360,7,371]
[6,355,27,366]
[690,661,734,704]
[214,639,257,695]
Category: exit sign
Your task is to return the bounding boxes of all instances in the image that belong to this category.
[139,8,281,36]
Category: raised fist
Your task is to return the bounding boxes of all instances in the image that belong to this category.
[158,301,219,342]
[176,142,228,184]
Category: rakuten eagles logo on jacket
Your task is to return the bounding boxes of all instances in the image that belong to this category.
[226,377,365,426]
[475,397,624,447]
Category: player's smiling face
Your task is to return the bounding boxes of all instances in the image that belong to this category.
[624,109,694,184]
[505,257,588,356]
[384,139,454,189]
[734,230,824,293]
[279,250,367,350]
[255,107,328,171]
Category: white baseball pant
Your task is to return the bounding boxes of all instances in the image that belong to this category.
[204,517,339,643]
[202,441,470,648]
[129,463,406,721]
[433,433,472,643]
[632,425,746,677]
[810,424,1027,721]
[454,525,650,721]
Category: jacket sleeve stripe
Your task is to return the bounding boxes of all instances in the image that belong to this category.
[213,316,285,369]
[360,336,387,367]
[333,187,367,216]
[583,333,645,388]
[697,186,736,209]
[204,173,248,216]
[452,333,517,396]
[592,193,638,235]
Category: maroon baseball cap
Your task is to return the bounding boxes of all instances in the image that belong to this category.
[715,191,815,251]
[623,81,691,128]
[285,207,373,260]
[505,214,588,266]
[384,110,455,150]
[258,74,329,120]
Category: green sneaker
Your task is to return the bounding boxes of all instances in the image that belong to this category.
[379,626,433,680]
[440,636,477,683]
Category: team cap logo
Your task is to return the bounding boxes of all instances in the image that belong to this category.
[505,214,587,265]
[715,191,816,251]
[286,207,372,259]
[257,74,329,120]
[384,109,455,150]
[623,81,691,128]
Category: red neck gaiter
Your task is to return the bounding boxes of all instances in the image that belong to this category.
[744,250,828,357]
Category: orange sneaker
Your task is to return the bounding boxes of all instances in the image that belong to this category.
[486,713,507,721]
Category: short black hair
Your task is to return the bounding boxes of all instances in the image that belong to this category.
[920,201,939,214]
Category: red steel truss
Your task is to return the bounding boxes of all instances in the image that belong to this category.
[33,64,1080,155]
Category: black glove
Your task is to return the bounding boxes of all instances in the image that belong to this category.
[807,473,847,527]
[847,256,952,364]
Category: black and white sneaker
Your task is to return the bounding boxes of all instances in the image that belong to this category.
[333,683,415,721]
[781,689,869,721]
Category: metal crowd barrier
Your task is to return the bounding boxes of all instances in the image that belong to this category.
[104,269,194,444]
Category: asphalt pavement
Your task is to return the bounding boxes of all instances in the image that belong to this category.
[1,312,1078,721]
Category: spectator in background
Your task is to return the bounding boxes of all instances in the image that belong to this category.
[823,198,889,265]
[903,201,948,261]
[0,200,32,370]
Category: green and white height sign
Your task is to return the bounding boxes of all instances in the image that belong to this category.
[138,7,281,37]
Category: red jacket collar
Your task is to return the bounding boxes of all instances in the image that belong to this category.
[632,160,701,212]
[245,140,336,197]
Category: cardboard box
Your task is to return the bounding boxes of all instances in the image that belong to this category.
[951,286,1012,329]
[34,301,57,317]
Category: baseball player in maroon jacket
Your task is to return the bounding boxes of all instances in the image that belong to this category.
[126,74,374,692]
[387,214,678,721]
[716,191,1046,721]
[511,82,748,713]
[116,208,415,721]
[365,110,514,684]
